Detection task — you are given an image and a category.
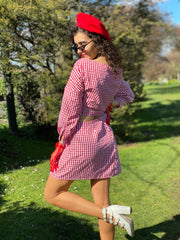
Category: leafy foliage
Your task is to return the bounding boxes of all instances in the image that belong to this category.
[0,78,5,99]
[105,1,164,100]
[0,0,166,139]
[101,1,165,136]
[0,0,74,125]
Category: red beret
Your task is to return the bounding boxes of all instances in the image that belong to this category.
[77,13,111,42]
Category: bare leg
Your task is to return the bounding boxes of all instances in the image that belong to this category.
[44,175,103,218]
[44,175,133,238]
[91,178,115,240]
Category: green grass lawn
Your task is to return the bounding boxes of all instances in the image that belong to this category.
[0,83,180,240]
[131,82,180,141]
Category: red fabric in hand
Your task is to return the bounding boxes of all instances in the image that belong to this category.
[50,142,65,172]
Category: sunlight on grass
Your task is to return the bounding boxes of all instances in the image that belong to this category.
[0,136,180,239]
[131,83,180,141]
[152,232,166,238]
[0,83,180,240]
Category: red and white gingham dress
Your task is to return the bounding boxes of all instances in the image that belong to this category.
[50,58,134,180]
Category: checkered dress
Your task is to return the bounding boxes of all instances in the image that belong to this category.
[50,58,134,180]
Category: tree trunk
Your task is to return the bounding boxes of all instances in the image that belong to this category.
[4,73,18,135]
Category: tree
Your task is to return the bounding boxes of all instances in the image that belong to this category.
[105,0,165,97]
[0,41,18,134]
[142,25,180,82]
[0,0,125,128]
[0,0,74,126]
[0,0,167,141]
[97,0,166,141]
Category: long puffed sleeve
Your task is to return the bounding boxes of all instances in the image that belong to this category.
[57,61,84,145]
[115,78,134,108]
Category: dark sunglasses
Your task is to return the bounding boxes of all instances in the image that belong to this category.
[72,40,93,52]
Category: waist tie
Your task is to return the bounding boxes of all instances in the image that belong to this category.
[79,108,111,125]
[79,115,101,122]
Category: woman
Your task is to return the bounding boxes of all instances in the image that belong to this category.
[44,13,134,239]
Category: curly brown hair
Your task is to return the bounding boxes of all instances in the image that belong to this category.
[70,26,122,74]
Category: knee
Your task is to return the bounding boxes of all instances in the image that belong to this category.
[44,186,56,205]
[44,189,52,205]
[44,177,73,205]
[44,186,68,206]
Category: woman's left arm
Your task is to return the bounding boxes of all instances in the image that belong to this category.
[114,78,134,108]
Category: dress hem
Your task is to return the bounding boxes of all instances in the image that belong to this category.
[49,170,121,180]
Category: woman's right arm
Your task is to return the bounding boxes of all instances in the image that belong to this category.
[57,61,84,145]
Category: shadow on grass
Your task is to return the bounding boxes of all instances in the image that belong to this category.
[132,100,180,141]
[135,100,180,123]
[0,181,7,208]
[0,202,99,240]
[126,214,180,240]
[0,125,55,174]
